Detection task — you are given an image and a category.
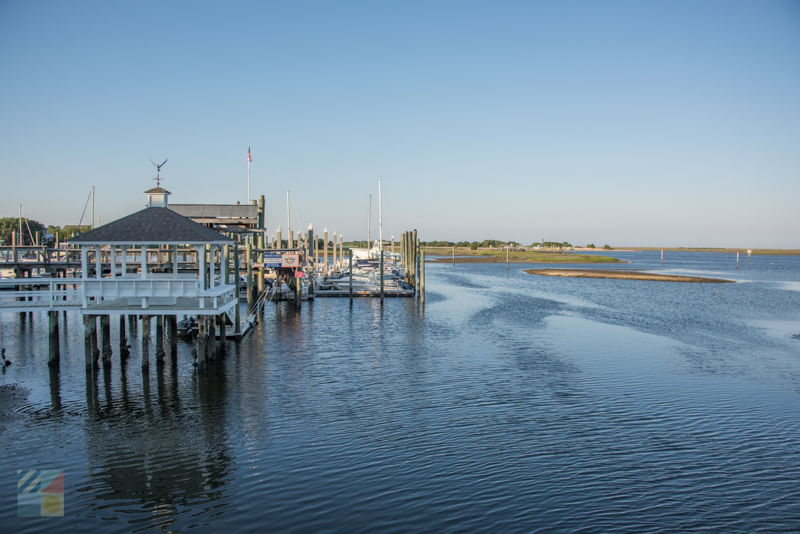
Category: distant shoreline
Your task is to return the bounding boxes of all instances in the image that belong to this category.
[574,247,800,255]
[524,269,734,283]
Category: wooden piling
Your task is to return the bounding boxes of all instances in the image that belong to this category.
[141,315,150,371]
[83,315,92,370]
[208,316,216,360]
[349,249,353,303]
[89,315,99,367]
[246,241,253,313]
[736,252,739,269]
[332,231,337,274]
[119,315,128,358]
[168,315,177,356]
[48,310,59,367]
[421,250,425,305]
[661,249,664,265]
[234,241,241,335]
[219,313,226,349]
[324,228,329,278]
[339,236,343,273]
[295,272,301,307]
[308,223,315,296]
[101,315,112,367]
[414,233,420,295]
[156,315,165,363]
[197,318,206,369]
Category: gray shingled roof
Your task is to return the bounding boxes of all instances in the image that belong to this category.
[69,207,234,245]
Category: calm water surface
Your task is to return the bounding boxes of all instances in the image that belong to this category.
[1,251,799,532]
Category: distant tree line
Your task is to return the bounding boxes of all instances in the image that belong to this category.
[0,217,46,246]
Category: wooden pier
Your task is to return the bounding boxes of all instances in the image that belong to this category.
[1,187,427,376]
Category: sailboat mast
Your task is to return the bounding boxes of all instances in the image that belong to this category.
[91,186,95,229]
[379,179,382,252]
[368,195,371,248]
[287,190,290,238]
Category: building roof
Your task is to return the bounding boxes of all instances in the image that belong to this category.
[169,203,258,219]
[144,186,171,194]
[68,207,234,245]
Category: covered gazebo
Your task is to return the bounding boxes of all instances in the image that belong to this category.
[69,187,237,369]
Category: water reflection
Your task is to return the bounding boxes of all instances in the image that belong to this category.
[80,360,234,530]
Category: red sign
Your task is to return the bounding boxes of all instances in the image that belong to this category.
[294,271,305,278]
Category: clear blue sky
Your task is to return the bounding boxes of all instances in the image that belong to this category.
[1,0,798,247]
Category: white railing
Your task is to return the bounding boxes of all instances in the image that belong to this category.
[0,276,237,311]
[82,278,200,299]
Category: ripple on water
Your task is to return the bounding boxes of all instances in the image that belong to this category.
[1,255,800,532]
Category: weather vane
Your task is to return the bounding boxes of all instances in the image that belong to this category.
[150,158,168,187]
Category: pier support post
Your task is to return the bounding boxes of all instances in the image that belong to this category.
[197,318,207,370]
[208,316,216,360]
[414,232,419,296]
[332,232,337,274]
[234,242,241,335]
[141,315,150,371]
[156,315,165,363]
[89,316,99,368]
[349,249,353,303]
[48,311,59,367]
[101,315,112,368]
[83,315,92,370]
[323,228,328,278]
[421,251,426,305]
[168,316,178,356]
[119,315,129,359]
[219,313,227,350]
[246,241,253,313]
[294,274,301,307]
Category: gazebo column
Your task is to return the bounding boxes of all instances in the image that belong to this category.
[140,245,147,279]
[140,245,148,309]
[81,246,88,307]
[95,245,102,280]
[196,245,206,309]
[223,244,229,287]
[109,246,116,278]
[120,246,128,276]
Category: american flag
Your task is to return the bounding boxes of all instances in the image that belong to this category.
[248,147,252,162]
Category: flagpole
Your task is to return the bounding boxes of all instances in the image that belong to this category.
[247,146,251,203]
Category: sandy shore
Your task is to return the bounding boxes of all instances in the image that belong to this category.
[431,257,625,264]
[523,269,733,283]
